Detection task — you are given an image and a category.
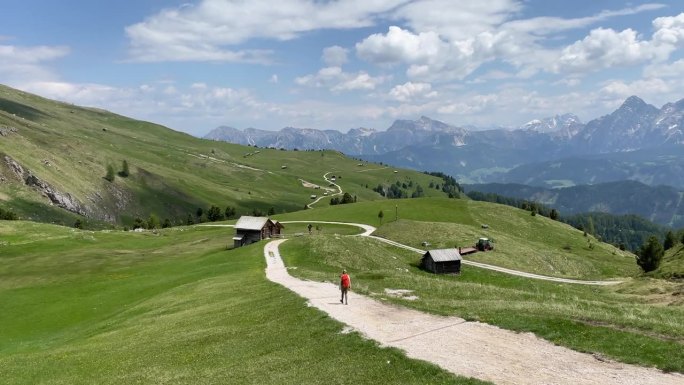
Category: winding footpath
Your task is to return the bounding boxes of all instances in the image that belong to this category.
[265,235,684,385]
[306,172,343,209]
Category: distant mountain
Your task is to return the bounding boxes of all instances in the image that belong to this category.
[493,145,684,189]
[206,96,684,188]
[464,180,684,228]
[204,116,468,154]
[522,113,583,139]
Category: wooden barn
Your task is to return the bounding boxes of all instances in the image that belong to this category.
[233,216,284,248]
[420,249,462,274]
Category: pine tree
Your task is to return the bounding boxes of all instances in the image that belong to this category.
[207,205,224,222]
[636,236,664,272]
[664,231,676,250]
[550,209,559,220]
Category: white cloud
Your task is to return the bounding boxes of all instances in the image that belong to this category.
[269,74,279,83]
[125,0,406,62]
[392,0,521,40]
[356,26,447,65]
[356,4,678,81]
[644,59,684,78]
[388,82,437,102]
[295,66,386,92]
[554,12,684,74]
[599,77,673,101]
[322,46,349,66]
[652,13,684,46]
[0,44,70,82]
[555,28,657,73]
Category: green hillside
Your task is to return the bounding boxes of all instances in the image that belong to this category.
[2,84,683,381]
[0,84,449,228]
[654,241,684,279]
[0,221,485,385]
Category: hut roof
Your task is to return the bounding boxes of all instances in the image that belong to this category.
[235,216,270,231]
[425,249,462,262]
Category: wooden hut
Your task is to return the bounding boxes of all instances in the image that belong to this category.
[420,249,462,274]
[233,216,284,248]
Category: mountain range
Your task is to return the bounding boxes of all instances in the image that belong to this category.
[205,96,684,188]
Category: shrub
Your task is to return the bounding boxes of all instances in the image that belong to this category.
[119,160,130,177]
[0,207,18,220]
[104,164,115,182]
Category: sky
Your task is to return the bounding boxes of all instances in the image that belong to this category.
[2,0,684,136]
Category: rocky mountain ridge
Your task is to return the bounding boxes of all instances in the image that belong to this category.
[205,96,684,156]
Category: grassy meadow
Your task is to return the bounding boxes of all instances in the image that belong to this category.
[2,83,683,382]
[0,84,448,228]
[0,221,487,385]
[278,198,638,279]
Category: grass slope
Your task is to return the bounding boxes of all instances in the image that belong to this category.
[277,198,638,279]
[0,221,486,385]
[654,242,684,279]
[0,84,448,228]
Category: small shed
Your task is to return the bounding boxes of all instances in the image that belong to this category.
[420,249,462,274]
[233,216,284,248]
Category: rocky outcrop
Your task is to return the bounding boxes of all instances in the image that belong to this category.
[0,126,18,137]
[3,155,88,216]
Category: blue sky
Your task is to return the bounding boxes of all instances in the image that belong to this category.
[2,0,684,136]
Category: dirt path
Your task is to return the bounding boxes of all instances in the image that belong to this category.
[265,239,683,385]
[306,172,343,208]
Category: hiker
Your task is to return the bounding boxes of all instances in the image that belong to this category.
[307,223,312,234]
[340,269,351,305]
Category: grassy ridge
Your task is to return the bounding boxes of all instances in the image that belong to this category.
[280,235,684,372]
[0,84,449,227]
[0,221,487,384]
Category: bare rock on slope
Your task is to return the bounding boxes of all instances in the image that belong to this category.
[3,155,88,216]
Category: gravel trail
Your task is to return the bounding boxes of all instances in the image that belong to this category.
[264,239,683,385]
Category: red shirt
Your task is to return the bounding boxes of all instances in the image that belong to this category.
[340,273,351,289]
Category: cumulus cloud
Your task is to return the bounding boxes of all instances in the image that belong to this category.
[356,26,447,64]
[554,12,684,74]
[388,82,437,102]
[125,0,405,62]
[322,46,349,66]
[295,66,386,92]
[555,28,658,73]
[356,3,679,81]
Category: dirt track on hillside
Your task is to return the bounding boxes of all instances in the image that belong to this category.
[264,239,684,385]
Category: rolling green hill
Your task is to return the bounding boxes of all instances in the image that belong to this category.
[0,84,450,228]
[0,220,485,385]
[2,84,683,381]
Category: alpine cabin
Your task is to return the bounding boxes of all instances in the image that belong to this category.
[233,216,284,248]
[420,249,462,274]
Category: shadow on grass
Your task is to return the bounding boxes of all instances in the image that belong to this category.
[0,98,47,122]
